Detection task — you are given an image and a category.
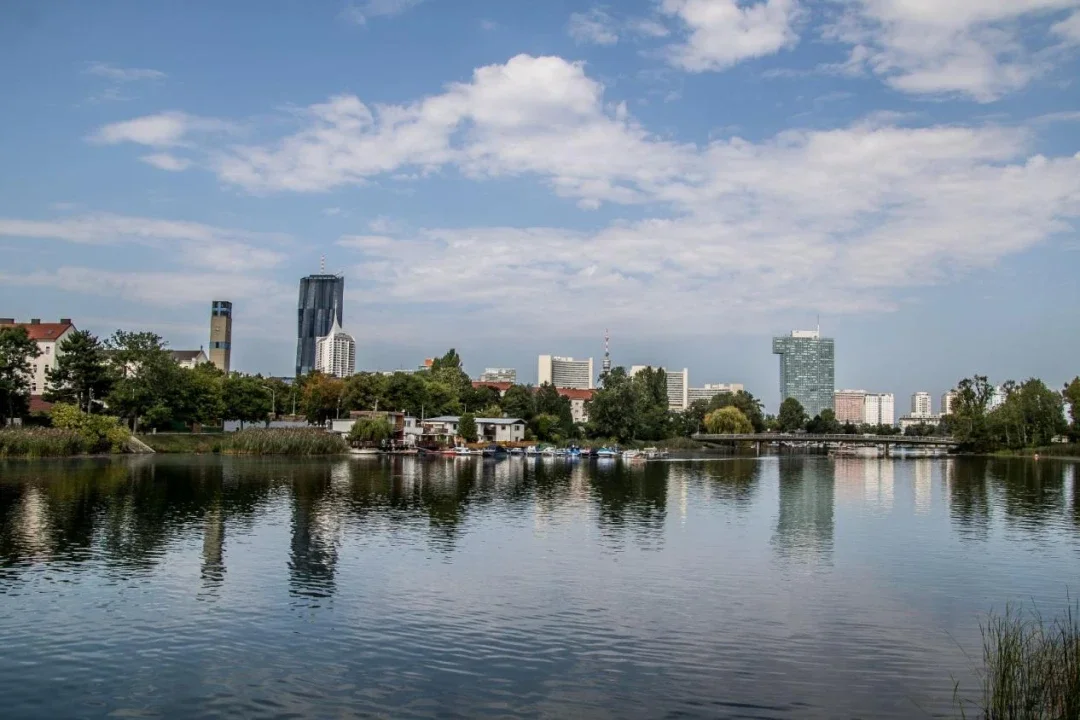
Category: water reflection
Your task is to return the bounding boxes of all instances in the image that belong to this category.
[773,458,834,562]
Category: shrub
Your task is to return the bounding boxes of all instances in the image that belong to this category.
[348,417,395,445]
[51,403,131,453]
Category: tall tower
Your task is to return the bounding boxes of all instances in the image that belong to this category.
[209,300,232,373]
[602,329,611,376]
[296,272,345,377]
[772,327,835,418]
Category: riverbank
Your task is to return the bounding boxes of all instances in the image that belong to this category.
[993,444,1080,459]
[3,428,347,457]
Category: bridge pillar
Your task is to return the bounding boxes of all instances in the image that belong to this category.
[883,443,891,458]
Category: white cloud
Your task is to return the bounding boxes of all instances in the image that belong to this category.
[1052,10,1080,41]
[340,0,424,25]
[661,0,800,71]
[89,111,233,147]
[140,153,191,171]
[83,61,165,83]
[827,0,1080,101]
[568,8,620,45]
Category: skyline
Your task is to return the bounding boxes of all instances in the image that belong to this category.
[2,1,1079,410]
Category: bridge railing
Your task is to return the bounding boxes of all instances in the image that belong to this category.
[691,433,958,446]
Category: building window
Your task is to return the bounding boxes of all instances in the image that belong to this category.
[45,346,51,355]
[31,383,37,393]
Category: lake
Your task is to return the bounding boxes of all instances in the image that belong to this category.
[1,454,1078,718]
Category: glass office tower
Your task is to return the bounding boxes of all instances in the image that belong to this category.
[772,329,835,418]
[296,274,345,377]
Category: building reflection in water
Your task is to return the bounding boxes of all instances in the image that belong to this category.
[914,459,932,516]
[289,466,340,601]
[864,459,895,514]
[772,457,834,562]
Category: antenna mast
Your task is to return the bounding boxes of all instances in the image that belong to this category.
[602,329,611,375]
[320,255,326,273]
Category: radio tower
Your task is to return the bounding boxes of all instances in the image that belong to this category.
[602,329,611,377]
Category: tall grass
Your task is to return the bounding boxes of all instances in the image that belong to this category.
[223,428,347,456]
[959,600,1080,719]
[0,428,89,457]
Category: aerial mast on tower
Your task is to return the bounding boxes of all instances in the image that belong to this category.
[602,329,611,378]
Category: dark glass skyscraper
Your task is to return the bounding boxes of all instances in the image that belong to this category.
[772,329,835,418]
[296,274,344,377]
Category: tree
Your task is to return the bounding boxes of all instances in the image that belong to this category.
[265,375,294,418]
[430,349,471,397]
[348,417,394,445]
[989,378,1066,449]
[43,330,113,413]
[500,384,535,421]
[806,408,841,434]
[104,331,177,432]
[223,373,272,429]
[586,367,638,442]
[51,403,130,452]
[461,383,500,414]
[632,366,671,441]
[343,372,389,413]
[777,397,808,432]
[0,326,41,424]
[704,406,753,434]
[458,412,478,443]
[951,375,996,451]
[1065,377,1080,440]
[678,400,710,436]
[904,422,936,437]
[180,362,226,427]
[301,372,346,425]
[534,383,574,437]
[707,391,766,432]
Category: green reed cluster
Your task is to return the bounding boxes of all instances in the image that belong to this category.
[0,428,90,457]
[223,428,347,456]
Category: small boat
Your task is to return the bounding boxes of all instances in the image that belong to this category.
[439,447,458,456]
[642,447,669,460]
[579,447,596,458]
[524,445,540,456]
[349,447,381,456]
[508,447,525,456]
[596,447,618,459]
[567,446,582,458]
[481,444,507,457]
[622,449,644,461]
[454,446,477,457]
[540,446,558,457]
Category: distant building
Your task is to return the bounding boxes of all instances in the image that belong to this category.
[170,349,209,370]
[864,393,895,426]
[911,391,932,418]
[314,317,356,378]
[833,389,867,425]
[772,329,835,418]
[479,368,516,384]
[941,391,957,416]
[209,300,232,373]
[990,385,1006,410]
[422,416,526,443]
[898,414,936,431]
[630,366,689,410]
[296,273,344,377]
[686,383,745,404]
[538,355,594,390]
[0,318,76,404]
[556,388,595,424]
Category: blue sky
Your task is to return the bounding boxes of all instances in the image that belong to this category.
[1,0,1079,412]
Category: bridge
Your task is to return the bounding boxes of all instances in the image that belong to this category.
[692,433,959,454]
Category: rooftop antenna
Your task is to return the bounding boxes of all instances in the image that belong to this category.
[816,314,820,335]
[320,255,326,273]
[602,329,611,375]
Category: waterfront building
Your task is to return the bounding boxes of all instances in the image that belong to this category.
[479,368,516,384]
[209,300,232,373]
[422,416,526,443]
[0,318,75,409]
[538,355,594,390]
[630,366,689,410]
[772,329,835,418]
[687,383,745,404]
[170,349,209,370]
[296,273,345,377]
[314,317,356,378]
[941,391,957,416]
[911,391,932,418]
[833,389,867,425]
[898,414,937,431]
[863,393,895,426]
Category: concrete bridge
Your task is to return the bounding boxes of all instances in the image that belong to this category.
[692,433,959,455]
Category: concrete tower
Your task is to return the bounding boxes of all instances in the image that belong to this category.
[602,329,611,377]
[209,300,232,373]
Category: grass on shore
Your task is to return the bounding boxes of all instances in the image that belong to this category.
[223,428,347,456]
[958,600,1080,719]
[0,428,90,457]
[994,444,1080,459]
[136,433,226,454]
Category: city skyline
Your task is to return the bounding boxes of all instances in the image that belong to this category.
[1,2,1077,410]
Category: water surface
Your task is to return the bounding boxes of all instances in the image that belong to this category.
[2,455,1078,718]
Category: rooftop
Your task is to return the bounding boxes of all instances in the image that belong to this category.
[0,319,75,341]
[425,416,525,426]
[170,350,207,362]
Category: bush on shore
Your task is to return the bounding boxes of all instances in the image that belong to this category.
[51,403,130,453]
[0,428,89,457]
[223,428,347,456]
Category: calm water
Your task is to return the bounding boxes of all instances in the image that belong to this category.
[2,455,1079,719]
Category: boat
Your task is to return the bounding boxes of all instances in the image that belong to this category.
[524,445,540,456]
[481,444,507,457]
[596,447,618,459]
[540,446,558,457]
[454,446,477,457]
[567,446,582,458]
[829,445,882,458]
[579,447,596,458]
[349,447,381,456]
[439,447,458,456]
[508,447,525,456]
[622,449,644,461]
[642,447,669,460]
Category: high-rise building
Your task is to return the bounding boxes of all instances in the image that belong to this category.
[687,383,745,404]
[990,385,1006,410]
[314,317,356,378]
[772,329,835,418]
[480,368,516,384]
[538,355,594,390]
[296,274,345,377]
[911,391,932,418]
[833,389,867,425]
[941,391,957,416]
[209,300,232,373]
[631,366,689,410]
[864,393,895,426]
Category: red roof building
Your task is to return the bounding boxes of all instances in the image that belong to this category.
[0,318,76,404]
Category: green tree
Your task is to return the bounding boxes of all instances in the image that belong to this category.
[223,373,272,428]
[586,367,637,442]
[104,331,177,432]
[632,366,670,441]
[458,412,478,443]
[904,422,936,437]
[531,413,563,442]
[50,403,130,452]
[301,372,346,425]
[461,383,500,413]
[677,399,710,437]
[348,416,394,445]
[500,384,535,421]
[180,362,226,427]
[534,383,574,437]
[1065,377,1080,440]
[806,408,841,434]
[777,397,808,432]
[0,326,41,424]
[43,330,113,413]
[343,372,389,412]
[430,348,471,397]
[265,375,294,418]
[951,375,995,451]
[989,378,1066,449]
[704,406,753,434]
[707,391,766,432]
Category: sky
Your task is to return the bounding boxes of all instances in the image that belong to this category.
[1,0,1079,413]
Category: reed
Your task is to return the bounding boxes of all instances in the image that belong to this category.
[223,428,347,456]
[0,428,89,457]
[959,599,1080,719]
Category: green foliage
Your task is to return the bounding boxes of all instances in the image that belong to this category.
[223,373,272,428]
[429,348,471,397]
[0,427,88,457]
[344,372,389,412]
[301,372,346,425]
[50,403,131,453]
[676,400,710,437]
[500,384,535,421]
[1065,377,1080,440]
[458,412,478,443]
[806,408,841,434]
[707,391,766,432]
[704,406,753,434]
[778,397,808,432]
[0,325,41,424]
[348,417,395,444]
[632,366,671,441]
[586,367,638,442]
[988,378,1067,450]
[533,383,574,438]
[904,422,938,437]
[43,330,113,412]
[952,375,996,451]
[103,331,177,431]
[224,428,347,455]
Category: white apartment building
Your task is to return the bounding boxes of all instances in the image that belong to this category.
[0,318,76,400]
[687,383,745,404]
[479,368,516,384]
[314,317,356,378]
[990,385,1006,410]
[170,349,209,370]
[833,389,867,425]
[911,391,932,418]
[538,355,594,390]
[630,366,690,410]
[941,391,957,416]
[864,393,896,426]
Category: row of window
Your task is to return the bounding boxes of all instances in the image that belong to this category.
[210,341,231,350]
